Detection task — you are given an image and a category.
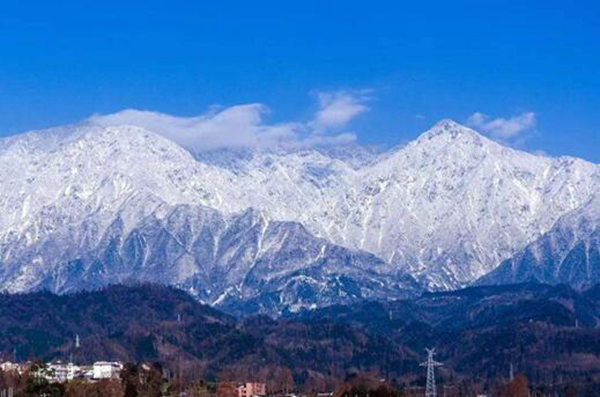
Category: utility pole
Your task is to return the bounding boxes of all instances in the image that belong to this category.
[420,348,442,397]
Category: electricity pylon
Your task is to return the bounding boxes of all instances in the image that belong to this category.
[420,348,442,397]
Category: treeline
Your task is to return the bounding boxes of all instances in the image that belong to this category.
[2,284,600,392]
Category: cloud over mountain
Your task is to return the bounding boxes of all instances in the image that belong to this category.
[87,90,368,152]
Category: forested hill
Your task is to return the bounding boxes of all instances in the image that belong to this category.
[2,283,600,392]
[0,284,235,363]
[0,284,411,389]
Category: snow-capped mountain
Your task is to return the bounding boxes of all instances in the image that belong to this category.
[337,121,599,288]
[477,195,600,289]
[192,121,599,289]
[0,119,598,310]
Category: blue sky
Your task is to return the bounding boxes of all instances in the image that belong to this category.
[0,1,598,160]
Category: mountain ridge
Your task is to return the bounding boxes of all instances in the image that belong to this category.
[0,119,598,311]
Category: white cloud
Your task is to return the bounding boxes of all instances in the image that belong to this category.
[88,105,300,151]
[466,111,537,140]
[87,90,369,152]
[312,90,370,131]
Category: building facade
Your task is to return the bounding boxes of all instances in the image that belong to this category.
[92,361,123,380]
[237,382,267,397]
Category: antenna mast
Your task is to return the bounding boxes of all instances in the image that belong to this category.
[420,348,443,397]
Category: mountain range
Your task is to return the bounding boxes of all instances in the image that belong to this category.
[0,118,598,314]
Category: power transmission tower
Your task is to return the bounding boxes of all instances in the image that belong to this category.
[420,348,442,397]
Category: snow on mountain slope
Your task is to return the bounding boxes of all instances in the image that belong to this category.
[0,124,352,243]
[190,120,599,290]
[0,119,598,297]
[477,195,600,288]
[0,199,419,315]
[327,120,600,288]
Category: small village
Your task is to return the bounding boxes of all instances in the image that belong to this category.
[2,360,124,383]
[0,356,578,397]
[0,359,277,397]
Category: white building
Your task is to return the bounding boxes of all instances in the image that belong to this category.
[46,362,80,382]
[0,361,26,374]
[92,361,123,380]
[237,382,267,397]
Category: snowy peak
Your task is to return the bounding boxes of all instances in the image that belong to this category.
[413,118,494,148]
[422,118,480,138]
[329,121,599,289]
[371,120,504,178]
